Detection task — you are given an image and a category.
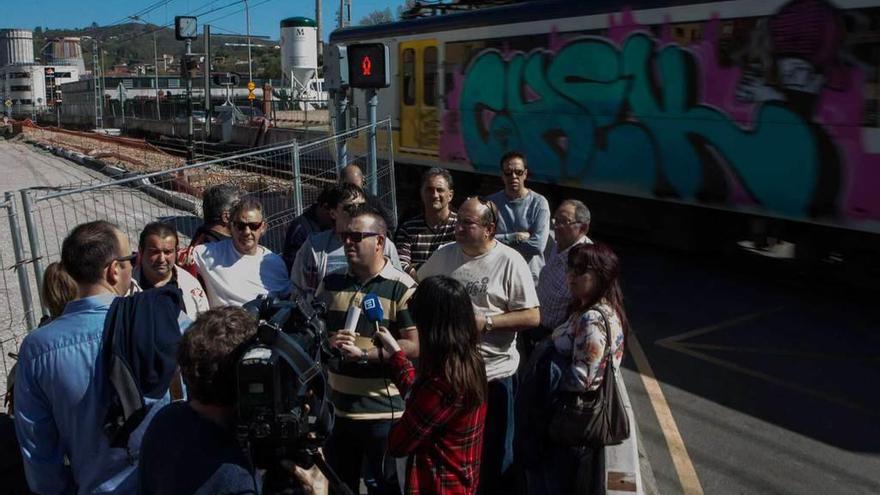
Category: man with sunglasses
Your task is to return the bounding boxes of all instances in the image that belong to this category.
[291,184,402,304]
[14,221,159,494]
[486,151,551,283]
[418,197,540,495]
[192,198,289,307]
[316,205,418,495]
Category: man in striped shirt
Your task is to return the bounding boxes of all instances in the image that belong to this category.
[395,167,458,279]
[317,205,418,495]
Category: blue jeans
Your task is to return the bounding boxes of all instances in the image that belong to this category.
[479,375,516,495]
[325,417,401,495]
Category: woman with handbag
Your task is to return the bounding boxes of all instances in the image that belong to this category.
[524,242,629,495]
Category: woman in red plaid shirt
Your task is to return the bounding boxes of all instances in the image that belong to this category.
[374,275,488,495]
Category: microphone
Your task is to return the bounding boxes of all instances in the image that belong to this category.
[363,293,384,326]
[343,302,362,333]
[362,293,385,357]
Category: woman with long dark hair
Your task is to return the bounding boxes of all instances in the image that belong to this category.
[373,275,488,495]
[520,242,629,494]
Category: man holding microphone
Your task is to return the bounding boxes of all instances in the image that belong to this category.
[315,204,418,495]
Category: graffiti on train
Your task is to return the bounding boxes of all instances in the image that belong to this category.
[443,0,880,221]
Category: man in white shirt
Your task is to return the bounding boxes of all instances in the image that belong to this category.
[193,198,289,307]
[418,197,539,495]
[131,221,209,320]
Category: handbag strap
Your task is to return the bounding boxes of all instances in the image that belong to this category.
[591,305,616,375]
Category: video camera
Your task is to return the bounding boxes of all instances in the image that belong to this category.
[236,294,335,471]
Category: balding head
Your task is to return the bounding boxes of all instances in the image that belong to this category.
[341,164,365,189]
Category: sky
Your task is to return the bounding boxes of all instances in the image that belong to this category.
[3,0,407,40]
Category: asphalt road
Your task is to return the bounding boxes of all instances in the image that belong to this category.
[615,241,880,494]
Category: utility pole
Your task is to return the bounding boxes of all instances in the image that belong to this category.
[245,0,253,107]
[186,39,194,162]
[152,30,160,120]
[204,24,212,138]
[316,0,323,59]
[90,38,103,129]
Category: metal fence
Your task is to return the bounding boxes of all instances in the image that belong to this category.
[0,118,395,403]
[0,193,37,396]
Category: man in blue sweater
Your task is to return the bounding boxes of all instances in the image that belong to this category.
[486,151,551,282]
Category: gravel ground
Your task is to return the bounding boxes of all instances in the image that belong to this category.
[0,138,196,401]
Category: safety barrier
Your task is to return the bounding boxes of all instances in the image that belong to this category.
[0,118,395,400]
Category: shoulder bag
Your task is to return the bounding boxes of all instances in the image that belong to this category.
[547,306,630,447]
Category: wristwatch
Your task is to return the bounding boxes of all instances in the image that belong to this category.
[484,315,494,333]
[358,348,369,365]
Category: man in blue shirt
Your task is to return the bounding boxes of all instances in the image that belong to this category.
[14,220,177,494]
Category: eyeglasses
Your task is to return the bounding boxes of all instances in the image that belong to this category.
[466,196,498,226]
[552,217,581,227]
[340,231,382,243]
[233,220,264,232]
[107,251,137,267]
[502,168,526,178]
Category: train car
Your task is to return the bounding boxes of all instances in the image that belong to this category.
[330,0,880,259]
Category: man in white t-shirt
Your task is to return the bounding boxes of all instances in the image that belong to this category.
[418,196,539,495]
[192,198,289,307]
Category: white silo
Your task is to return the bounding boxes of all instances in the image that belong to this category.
[0,29,35,66]
[279,17,319,106]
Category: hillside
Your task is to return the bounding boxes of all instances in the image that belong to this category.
[32,23,282,79]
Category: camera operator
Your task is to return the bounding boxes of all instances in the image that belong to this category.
[138,307,322,495]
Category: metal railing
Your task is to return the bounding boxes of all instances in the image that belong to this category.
[3,116,394,331]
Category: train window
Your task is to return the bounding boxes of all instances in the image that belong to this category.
[424,46,438,107]
[403,48,415,106]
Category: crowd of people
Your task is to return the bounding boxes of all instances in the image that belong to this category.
[3,152,630,495]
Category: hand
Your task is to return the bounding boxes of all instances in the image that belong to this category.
[513,232,530,243]
[374,326,401,354]
[338,342,364,362]
[329,330,356,349]
[282,454,328,495]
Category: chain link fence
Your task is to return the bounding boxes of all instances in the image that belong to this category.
[0,193,37,399]
[0,119,395,402]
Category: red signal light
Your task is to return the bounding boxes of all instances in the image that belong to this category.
[361,56,372,76]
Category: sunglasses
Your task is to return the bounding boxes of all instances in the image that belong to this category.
[502,168,526,177]
[341,202,365,214]
[340,231,382,243]
[233,220,264,232]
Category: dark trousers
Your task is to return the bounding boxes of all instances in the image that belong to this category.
[479,376,516,495]
[325,416,401,495]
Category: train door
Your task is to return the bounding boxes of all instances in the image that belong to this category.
[399,40,439,152]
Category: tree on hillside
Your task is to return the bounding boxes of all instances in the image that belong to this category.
[397,0,418,18]
[358,7,394,25]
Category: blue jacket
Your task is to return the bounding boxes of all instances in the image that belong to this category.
[14,293,188,494]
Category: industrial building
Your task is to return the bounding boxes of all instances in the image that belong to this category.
[1,28,83,118]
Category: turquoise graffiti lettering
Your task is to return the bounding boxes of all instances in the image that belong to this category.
[459,34,824,217]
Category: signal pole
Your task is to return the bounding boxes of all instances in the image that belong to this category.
[186,38,194,162]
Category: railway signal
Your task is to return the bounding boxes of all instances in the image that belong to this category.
[346,43,390,89]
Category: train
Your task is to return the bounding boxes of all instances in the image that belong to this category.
[330,0,880,259]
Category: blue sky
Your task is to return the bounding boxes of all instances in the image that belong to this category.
[3,0,405,40]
